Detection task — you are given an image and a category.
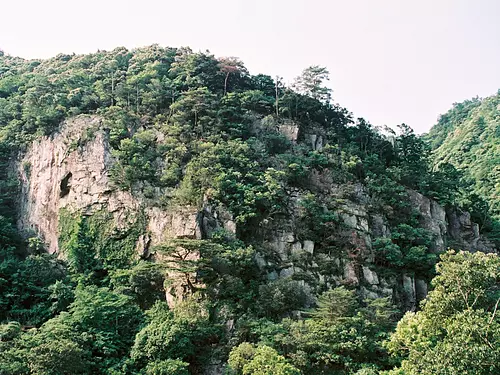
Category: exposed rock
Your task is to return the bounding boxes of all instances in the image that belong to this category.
[283,232,295,243]
[446,208,496,253]
[342,213,358,229]
[266,230,295,261]
[267,271,279,281]
[361,286,379,300]
[277,120,299,142]
[16,115,496,314]
[255,253,267,268]
[362,266,379,285]
[402,274,416,311]
[279,267,294,278]
[17,116,206,254]
[415,279,428,303]
[17,116,135,253]
[358,217,369,232]
[379,286,394,297]
[17,116,208,308]
[407,189,447,252]
[290,242,303,257]
[148,206,201,242]
[309,134,324,151]
[160,243,202,308]
[223,219,237,234]
[303,240,314,254]
[343,262,359,285]
[371,215,390,237]
[135,233,151,258]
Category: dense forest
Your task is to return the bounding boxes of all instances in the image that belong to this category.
[426,92,500,232]
[0,45,498,375]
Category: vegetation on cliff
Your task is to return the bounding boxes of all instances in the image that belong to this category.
[426,92,500,239]
[0,45,498,374]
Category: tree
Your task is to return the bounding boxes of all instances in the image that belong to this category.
[131,298,220,371]
[308,286,358,322]
[0,318,90,375]
[219,57,247,95]
[169,87,217,139]
[110,261,166,310]
[275,76,284,116]
[386,250,500,375]
[394,123,431,190]
[249,288,397,374]
[293,66,332,104]
[228,343,301,375]
[145,359,189,375]
[256,278,308,319]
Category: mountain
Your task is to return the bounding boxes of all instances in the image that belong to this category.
[0,46,498,375]
[426,92,500,230]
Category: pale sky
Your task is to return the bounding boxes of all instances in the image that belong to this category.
[2,0,500,133]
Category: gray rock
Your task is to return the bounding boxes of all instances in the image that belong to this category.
[362,266,379,285]
[279,267,294,278]
[342,214,358,228]
[343,262,359,285]
[415,279,428,302]
[402,274,416,311]
[291,242,303,256]
[361,286,379,300]
[255,253,267,268]
[277,121,299,142]
[303,240,315,254]
[267,271,279,281]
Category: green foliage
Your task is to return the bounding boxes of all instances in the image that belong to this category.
[0,284,143,375]
[426,92,500,239]
[1,45,497,375]
[0,144,18,220]
[228,343,301,375]
[110,261,166,310]
[68,285,143,364]
[293,65,332,104]
[246,287,398,374]
[174,139,287,225]
[0,320,90,375]
[0,224,70,325]
[387,250,500,375]
[131,297,220,372]
[145,359,190,375]
[297,194,341,245]
[425,98,482,149]
[110,129,161,189]
[373,221,436,278]
[307,286,358,322]
[394,124,430,190]
[58,208,145,277]
[256,278,308,320]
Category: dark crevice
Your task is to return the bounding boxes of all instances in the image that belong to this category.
[60,172,72,197]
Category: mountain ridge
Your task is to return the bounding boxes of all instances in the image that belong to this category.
[0,45,498,375]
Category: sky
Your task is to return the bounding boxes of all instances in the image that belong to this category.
[1,0,500,133]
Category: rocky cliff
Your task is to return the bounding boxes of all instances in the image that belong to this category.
[18,116,204,252]
[16,115,496,310]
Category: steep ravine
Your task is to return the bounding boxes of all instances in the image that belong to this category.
[16,115,496,311]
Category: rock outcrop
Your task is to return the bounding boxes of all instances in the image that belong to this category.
[17,116,205,254]
[16,115,497,311]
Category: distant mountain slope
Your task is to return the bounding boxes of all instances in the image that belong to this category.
[427,91,500,217]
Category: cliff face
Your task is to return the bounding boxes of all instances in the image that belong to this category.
[16,116,496,310]
[18,116,204,254]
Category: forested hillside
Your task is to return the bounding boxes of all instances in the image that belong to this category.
[426,92,500,235]
[0,45,498,375]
